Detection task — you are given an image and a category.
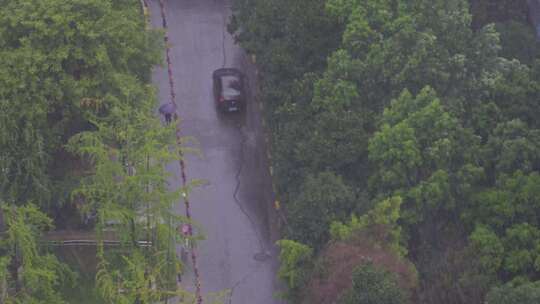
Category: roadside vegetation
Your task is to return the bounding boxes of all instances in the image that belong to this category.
[230,0,540,303]
[0,0,193,302]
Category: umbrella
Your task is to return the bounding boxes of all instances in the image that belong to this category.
[159,102,177,115]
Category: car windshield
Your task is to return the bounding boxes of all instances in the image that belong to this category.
[221,75,241,100]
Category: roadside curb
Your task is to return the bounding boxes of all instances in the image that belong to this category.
[244,54,289,242]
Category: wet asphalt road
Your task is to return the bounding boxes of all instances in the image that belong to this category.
[149,1,282,303]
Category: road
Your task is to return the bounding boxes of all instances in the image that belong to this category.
[148,1,283,303]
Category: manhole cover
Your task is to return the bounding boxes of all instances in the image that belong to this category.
[253,251,271,261]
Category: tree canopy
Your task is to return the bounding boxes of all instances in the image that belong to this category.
[231,0,540,302]
[0,0,193,303]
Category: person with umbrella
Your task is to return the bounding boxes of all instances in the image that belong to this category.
[158,102,177,124]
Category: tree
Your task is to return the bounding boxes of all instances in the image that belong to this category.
[331,196,404,255]
[0,1,193,302]
[339,262,405,304]
[67,98,190,302]
[287,172,354,249]
[486,280,540,304]
[468,225,505,274]
[368,87,485,303]
[304,238,417,304]
[325,0,510,130]
[486,60,540,129]
[276,240,313,301]
[483,120,540,177]
[495,21,540,66]
[0,0,161,207]
[231,0,540,302]
[0,204,74,304]
[369,87,481,227]
[465,171,540,280]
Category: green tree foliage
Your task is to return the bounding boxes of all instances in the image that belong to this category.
[287,172,354,248]
[326,0,503,116]
[67,95,190,301]
[331,196,404,255]
[276,240,313,301]
[466,172,540,278]
[230,0,341,82]
[369,87,481,229]
[0,204,74,303]
[0,0,191,302]
[483,120,540,175]
[272,59,369,198]
[468,225,504,274]
[486,61,540,129]
[339,262,405,304]
[495,21,540,65]
[486,280,540,304]
[0,0,161,207]
[230,0,540,302]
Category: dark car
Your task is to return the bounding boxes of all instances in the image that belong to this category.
[212,68,245,112]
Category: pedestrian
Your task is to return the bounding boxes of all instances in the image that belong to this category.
[158,102,177,125]
[181,223,190,236]
[178,223,191,262]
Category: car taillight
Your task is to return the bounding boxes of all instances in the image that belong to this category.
[218,96,225,102]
